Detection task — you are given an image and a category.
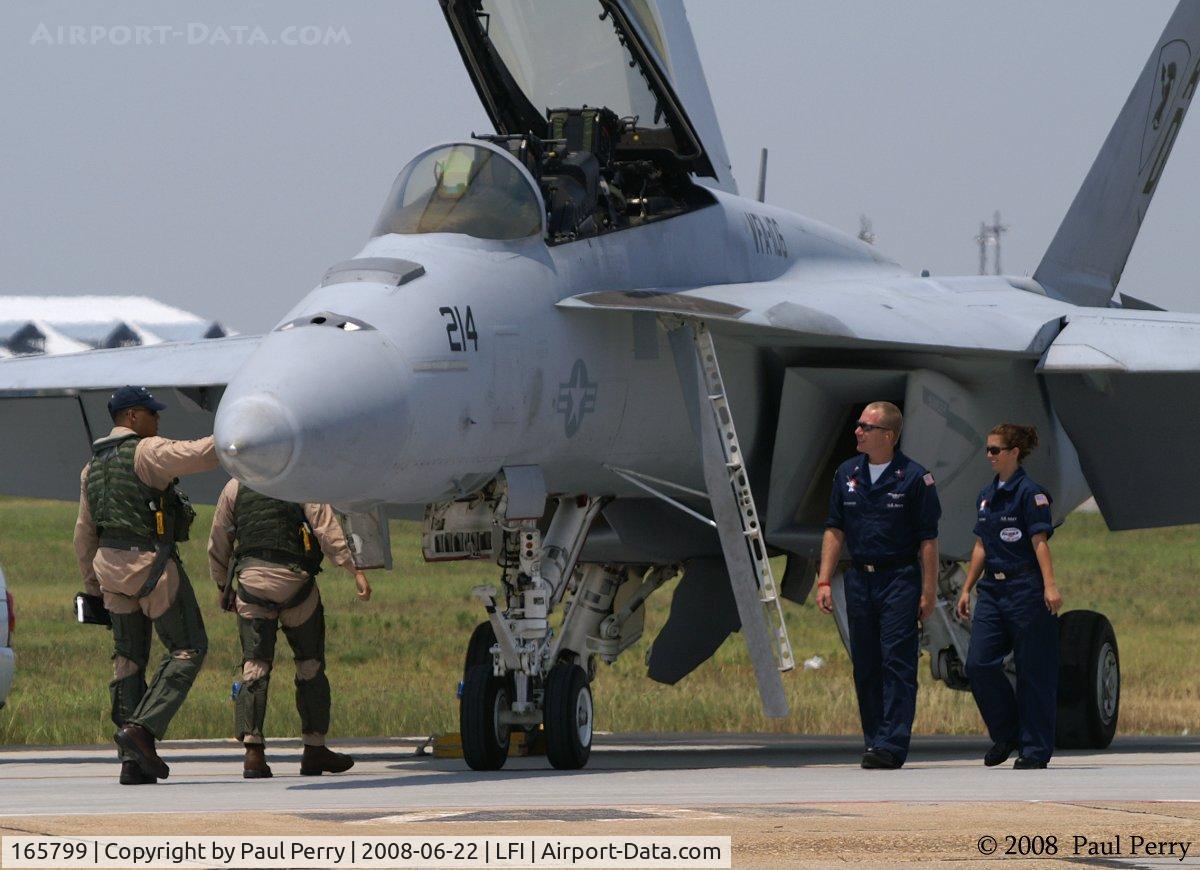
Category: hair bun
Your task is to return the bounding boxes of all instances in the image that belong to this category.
[989,423,1039,461]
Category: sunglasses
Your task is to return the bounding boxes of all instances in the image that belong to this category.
[985,445,1012,455]
[854,421,891,433]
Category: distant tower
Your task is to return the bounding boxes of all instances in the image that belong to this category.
[987,210,1009,274]
[857,214,875,245]
[975,211,1010,275]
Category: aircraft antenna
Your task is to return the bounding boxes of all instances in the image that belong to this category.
[756,148,768,203]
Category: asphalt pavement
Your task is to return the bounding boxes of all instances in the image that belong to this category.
[2,733,1197,817]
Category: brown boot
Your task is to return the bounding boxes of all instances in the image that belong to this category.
[243,743,273,779]
[114,724,170,780]
[300,744,354,776]
[118,760,158,785]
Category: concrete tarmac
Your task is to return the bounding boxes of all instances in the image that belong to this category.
[2,735,1199,866]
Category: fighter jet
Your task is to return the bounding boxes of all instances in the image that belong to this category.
[2,0,1196,770]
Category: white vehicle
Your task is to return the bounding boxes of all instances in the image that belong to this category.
[0,565,14,709]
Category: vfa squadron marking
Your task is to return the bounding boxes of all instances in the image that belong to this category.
[1139,40,1196,195]
[555,358,598,438]
[744,212,788,257]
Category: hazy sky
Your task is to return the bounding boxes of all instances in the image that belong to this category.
[2,1,1196,332]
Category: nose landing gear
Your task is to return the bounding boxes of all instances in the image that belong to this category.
[453,489,672,771]
[458,493,606,772]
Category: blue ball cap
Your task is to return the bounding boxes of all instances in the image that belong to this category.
[107,385,167,418]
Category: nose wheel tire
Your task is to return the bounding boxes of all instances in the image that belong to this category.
[1056,610,1119,750]
[544,662,593,770]
[463,621,497,683]
[460,663,511,770]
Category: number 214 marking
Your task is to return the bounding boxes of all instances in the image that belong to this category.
[439,305,478,352]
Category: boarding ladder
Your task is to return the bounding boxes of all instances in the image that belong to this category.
[693,322,795,676]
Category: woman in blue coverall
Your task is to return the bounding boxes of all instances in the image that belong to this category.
[956,423,1063,769]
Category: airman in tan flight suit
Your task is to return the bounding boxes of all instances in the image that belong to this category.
[74,385,217,785]
[208,479,371,778]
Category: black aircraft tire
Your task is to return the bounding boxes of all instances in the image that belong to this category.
[1056,610,1120,750]
[463,622,497,684]
[460,663,511,771]
[544,663,593,770]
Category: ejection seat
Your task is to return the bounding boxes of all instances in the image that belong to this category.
[543,151,601,238]
[540,106,620,239]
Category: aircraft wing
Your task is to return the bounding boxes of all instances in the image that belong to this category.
[1038,312,1200,529]
[0,335,260,502]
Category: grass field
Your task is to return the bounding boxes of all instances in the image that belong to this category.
[0,497,1197,745]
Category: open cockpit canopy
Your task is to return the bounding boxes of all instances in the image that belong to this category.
[440,0,730,188]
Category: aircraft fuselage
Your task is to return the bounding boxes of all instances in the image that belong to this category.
[215,173,1090,560]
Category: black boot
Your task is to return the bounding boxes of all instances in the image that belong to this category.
[860,748,902,769]
[1014,756,1049,769]
[984,740,1018,767]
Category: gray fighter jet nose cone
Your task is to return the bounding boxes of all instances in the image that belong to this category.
[215,324,409,502]
[214,396,298,485]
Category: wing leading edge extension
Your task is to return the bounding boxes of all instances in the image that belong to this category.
[558,279,1062,357]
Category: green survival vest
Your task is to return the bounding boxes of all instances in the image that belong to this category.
[85,434,195,551]
[85,433,196,599]
[232,484,323,577]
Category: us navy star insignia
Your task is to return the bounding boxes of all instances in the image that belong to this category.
[555,358,598,438]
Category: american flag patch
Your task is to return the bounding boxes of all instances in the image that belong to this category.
[923,472,935,486]
[1034,493,1049,507]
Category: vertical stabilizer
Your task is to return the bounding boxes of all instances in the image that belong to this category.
[1035,2,1200,307]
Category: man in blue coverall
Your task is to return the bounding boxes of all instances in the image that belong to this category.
[816,401,941,769]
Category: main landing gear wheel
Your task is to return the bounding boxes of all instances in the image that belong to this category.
[1056,610,1120,750]
[544,662,593,770]
[460,663,511,771]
